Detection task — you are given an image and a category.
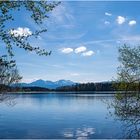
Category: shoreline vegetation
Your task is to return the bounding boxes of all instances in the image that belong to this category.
[1,81,139,94]
[6,91,133,94]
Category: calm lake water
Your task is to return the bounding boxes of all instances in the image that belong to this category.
[0,93,136,139]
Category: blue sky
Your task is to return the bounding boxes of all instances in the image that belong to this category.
[1,1,140,83]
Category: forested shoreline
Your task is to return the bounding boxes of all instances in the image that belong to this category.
[1,81,139,93]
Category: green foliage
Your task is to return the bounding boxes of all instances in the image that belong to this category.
[115,93,123,100]
[107,44,140,138]
[117,44,140,92]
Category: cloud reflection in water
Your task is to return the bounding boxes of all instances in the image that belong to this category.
[63,127,95,139]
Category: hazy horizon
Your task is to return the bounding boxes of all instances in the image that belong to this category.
[21,78,112,84]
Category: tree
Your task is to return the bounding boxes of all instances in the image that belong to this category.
[0,55,22,103]
[0,0,60,57]
[106,44,140,138]
[0,55,21,87]
[116,44,140,93]
[0,1,60,92]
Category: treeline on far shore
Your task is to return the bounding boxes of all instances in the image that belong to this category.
[1,81,139,93]
[0,85,51,92]
[56,82,140,92]
[55,82,120,92]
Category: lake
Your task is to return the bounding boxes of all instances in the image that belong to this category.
[0,93,137,139]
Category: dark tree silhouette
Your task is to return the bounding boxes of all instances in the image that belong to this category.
[0,55,22,103]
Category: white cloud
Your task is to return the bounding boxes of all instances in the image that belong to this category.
[60,46,95,57]
[104,21,110,25]
[10,27,32,37]
[61,48,73,54]
[128,20,136,26]
[116,16,126,24]
[105,12,112,16]
[82,51,94,56]
[75,46,87,53]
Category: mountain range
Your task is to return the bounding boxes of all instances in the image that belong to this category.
[14,79,76,89]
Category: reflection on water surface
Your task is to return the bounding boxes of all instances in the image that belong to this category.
[0,93,138,139]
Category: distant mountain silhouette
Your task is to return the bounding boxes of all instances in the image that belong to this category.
[14,79,75,89]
